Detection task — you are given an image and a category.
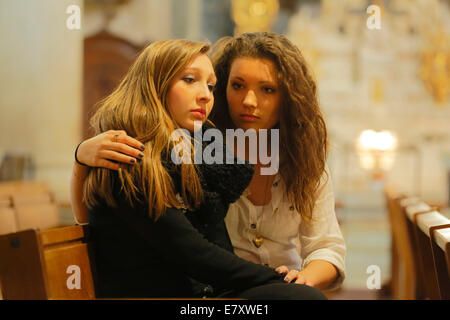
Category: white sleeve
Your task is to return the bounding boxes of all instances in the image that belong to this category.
[299,169,346,291]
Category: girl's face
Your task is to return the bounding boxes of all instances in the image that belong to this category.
[226,57,281,131]
[167,54,216,132]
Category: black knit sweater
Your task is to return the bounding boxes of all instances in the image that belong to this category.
[89,126,283,298]
[163,137,255,252]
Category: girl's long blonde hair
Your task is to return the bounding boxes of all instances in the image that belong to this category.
[83,39,210,220]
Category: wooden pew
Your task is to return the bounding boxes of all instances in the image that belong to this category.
[0,225,243,300]
[0,181,49,198]
[401,200,434,299]
[12,193,60,231]
[385,190,420,299]
[0,182,60,235]
[385,186,450,300]
[406,207,450,299]
[383,188,400,299]
[433,227,450,299]
[0,197,16,235]
[0,225,96,299]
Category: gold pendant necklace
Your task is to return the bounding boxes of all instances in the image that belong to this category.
[251,174,271,249]
[252,236,264,248]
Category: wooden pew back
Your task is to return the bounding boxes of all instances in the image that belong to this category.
[0,181,49,197]
[12,193,60,231]
[385,190,419,299]
[433,227,450,297]
[0,182,60,235]
[407,208,450,299]
[0,197,16,235]
[0,225,96,299]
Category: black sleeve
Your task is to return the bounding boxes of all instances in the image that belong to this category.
[112,206,282,291]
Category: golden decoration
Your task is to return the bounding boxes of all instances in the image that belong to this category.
[420,29,450,105]
[231,0,279,35]
[372,77,384,103]
[252,236,264,248]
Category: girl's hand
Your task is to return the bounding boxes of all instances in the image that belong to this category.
[76,130,145,170]
[275,265,315,287]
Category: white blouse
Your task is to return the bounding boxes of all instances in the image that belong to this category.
[224,170,346,290]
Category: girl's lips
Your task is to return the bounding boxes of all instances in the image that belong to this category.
[240,114,260,122]
[191,109,206,119]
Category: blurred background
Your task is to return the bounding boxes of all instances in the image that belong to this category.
[0,0,449,299]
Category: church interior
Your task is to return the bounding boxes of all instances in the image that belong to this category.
[0,0,449,300]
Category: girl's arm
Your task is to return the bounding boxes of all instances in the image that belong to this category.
[299,260,338,290]
[70,131,144,224]
[275,260,338,290]
[70,161,89,224]
[296,169,346,290]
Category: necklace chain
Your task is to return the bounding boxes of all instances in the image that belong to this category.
[251,173,272,248]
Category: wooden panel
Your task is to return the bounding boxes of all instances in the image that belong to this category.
[430,226,450,299]
[12,194,60,231]
[83,31,144,139]
[399,197,421,208]
[0,229,48,299]
[39,225,95,299]
[434,228,450,252]
[0,226,96,299]
[447,242,450,278]
[0,181,49,197]
[13,193,53,205]
[386,192,419,299]
[406,206,450,299]
[416,212,450,237]
[43,242,95,300]
[0,197,16,235]
[411,220,441,299]
[40,225,84,246]
[384,187,400,299]
[404,202,431,222]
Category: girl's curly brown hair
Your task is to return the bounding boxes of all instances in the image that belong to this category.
[209,32,329,223]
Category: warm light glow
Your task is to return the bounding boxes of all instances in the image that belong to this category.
[357,129,397,172]
[376,131,397,151]
[358,130,397,151]
[359,130,377,150]
[380,154,395,170]
[359,153,376,170]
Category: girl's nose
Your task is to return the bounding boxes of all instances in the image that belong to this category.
[198,83,212,103]
[243,90,257,109]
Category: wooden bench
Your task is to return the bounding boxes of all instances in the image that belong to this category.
[404,205,450,299]
[433,227,450,298]
[0,182,60,235]
[0,197,16,235]
[385,190,419,299]
[401,200,434,299]
[0,181,49,197]
[0,225,243,300]
[385,185,450,300]
[0,225,95,299]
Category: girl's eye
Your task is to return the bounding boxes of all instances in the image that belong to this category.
[183,76,195,83]
[208,84,215,91]
[263,87,276,93]
[231,82,243,90]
